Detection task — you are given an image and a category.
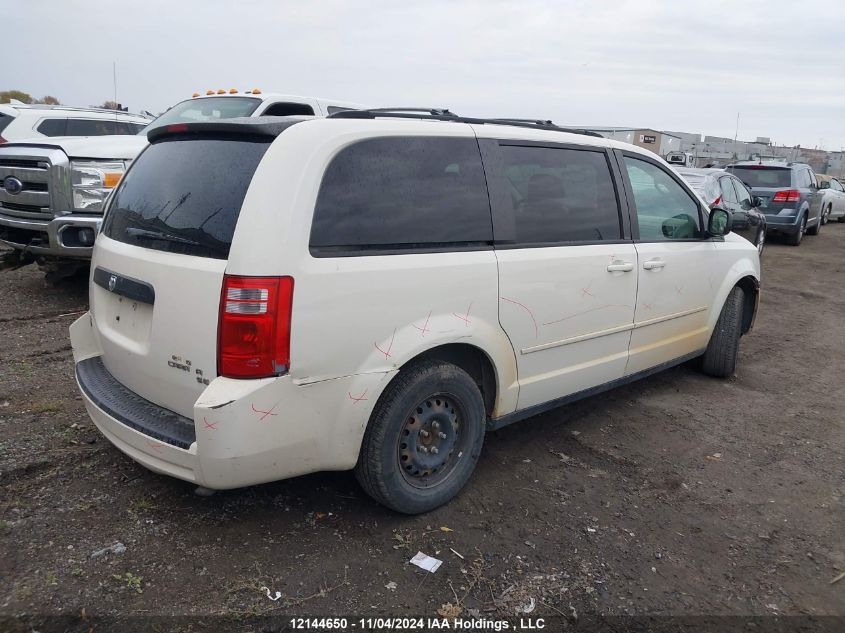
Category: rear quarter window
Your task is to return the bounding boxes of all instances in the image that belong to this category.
[310,137,492,254]
[0,113,15,134]
[37,118,67,136]
[102,136,272,259]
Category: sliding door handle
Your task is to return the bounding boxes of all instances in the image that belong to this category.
[643,258,666,270]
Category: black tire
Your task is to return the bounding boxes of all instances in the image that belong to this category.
[786,215,806,246]
[807,210,821,235]
[355,360,485,514]
[838,214,845,223]
[701,286,745,378]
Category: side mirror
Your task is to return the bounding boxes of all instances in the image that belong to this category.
[819,181,830,189]
[751,195,763,208]
[708,207,733,237]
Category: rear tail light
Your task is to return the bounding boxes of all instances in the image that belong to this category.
[218,275,294,379]
[772,189,801,203]
[0,136,6,144]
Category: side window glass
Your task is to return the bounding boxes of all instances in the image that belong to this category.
[833,180,844,192]
[311,137,492,252]
[37,118,67,136]
[624,156,701,241]
[732,178,752,208]
[719,177,738,204]
[498,145,622,244]
[66,119,118,136]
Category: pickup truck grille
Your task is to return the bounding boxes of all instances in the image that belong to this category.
[0,149,60,219]
[0,158,48,169]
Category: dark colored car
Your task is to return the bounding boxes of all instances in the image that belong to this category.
[726,162,823,246]
[676,167,767,255]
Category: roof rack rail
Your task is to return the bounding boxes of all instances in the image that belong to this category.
[328,108,603,138]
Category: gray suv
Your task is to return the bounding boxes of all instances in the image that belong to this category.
[726,162,823,246]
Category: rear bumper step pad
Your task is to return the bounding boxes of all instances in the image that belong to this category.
[76,357,196,449]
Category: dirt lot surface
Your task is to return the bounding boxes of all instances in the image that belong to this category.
[1,228,843,630]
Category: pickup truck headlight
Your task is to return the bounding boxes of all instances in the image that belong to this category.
[71,161,126,212]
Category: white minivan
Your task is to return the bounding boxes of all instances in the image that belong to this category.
[70,110,761,513]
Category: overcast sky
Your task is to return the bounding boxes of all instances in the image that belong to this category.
[6,0,845,149]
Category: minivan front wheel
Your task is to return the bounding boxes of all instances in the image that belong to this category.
[355,360,485,514]
[701,286,745,378]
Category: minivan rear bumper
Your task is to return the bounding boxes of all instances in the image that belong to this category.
[70,312,385,490]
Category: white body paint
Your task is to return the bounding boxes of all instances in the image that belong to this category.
[70,117,760,490]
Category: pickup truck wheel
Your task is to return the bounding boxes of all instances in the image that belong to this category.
[786,215,806,246]
[355,360,485,514]
[701,286,745,378]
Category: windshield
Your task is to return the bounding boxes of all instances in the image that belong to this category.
[728,166,791,188]
[140,97,261,135]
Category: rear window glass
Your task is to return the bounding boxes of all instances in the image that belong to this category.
[500,145,621,244]
[102,137,271,259]
[310,137,492,253]
[144,97,261,134]
[728,167,791,188]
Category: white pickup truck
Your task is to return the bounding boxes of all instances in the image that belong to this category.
[0,91,361,279]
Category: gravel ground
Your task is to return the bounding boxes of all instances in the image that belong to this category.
[0,228,843,631]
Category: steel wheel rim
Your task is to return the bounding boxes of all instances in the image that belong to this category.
[757,231,765,254]
[397,393,468,489]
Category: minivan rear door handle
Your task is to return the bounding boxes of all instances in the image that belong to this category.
[642,258,666,270]
[607,262,634,272]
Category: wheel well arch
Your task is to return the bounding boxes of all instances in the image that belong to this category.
[736,275,759,334]
[401,343,498,417]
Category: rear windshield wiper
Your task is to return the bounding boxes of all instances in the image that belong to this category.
[125,227,205,248]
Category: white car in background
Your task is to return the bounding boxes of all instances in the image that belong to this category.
[0,103,150,143]
[0,91,362,279]
[816,174,845,223]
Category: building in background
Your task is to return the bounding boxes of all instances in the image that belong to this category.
[583,126,844,178]
[580,127,680,157]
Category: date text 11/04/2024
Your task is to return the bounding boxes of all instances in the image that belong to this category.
[288,617,547,631]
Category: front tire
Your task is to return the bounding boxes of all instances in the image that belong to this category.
[701,286,745,378]
[355,360,485,514]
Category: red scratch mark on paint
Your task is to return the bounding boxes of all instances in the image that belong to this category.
[203,417,218,430]
[452,302,473,326]
[500,296,538,339]
[348,389,369,404]
[675,286,684,295]
[374,329,396,359]
[542,304,632,326]
[608,253,617,262]
[148,442,164,453]
[581,282,594,298]
[642,302,653,311]
[412,312,432,337]
[251,403,278,421]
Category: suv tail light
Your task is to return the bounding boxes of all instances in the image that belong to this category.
[218,275,294,379]
[0,136,6,144]
[772,189,801,203]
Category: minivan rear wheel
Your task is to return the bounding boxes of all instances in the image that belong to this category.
[355,360,485,514]
[786,215,806,246]
[700,286,745,378]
